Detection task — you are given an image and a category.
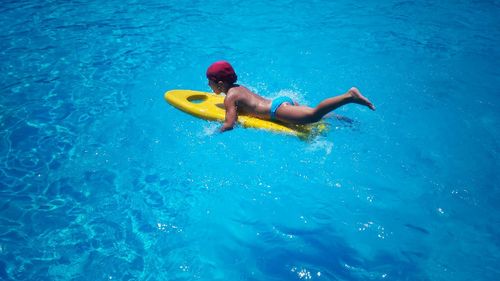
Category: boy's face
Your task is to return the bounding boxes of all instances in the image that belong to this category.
[208,80,223,94]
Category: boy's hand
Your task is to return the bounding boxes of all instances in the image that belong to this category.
[219,123,234,132]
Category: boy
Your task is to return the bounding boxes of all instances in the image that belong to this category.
[206,61,375,132]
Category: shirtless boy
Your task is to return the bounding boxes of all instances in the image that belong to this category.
[206,61,375,132]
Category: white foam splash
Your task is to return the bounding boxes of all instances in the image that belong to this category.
[271,89,309,105]
[200,123,219,136]
[306,139,333,155]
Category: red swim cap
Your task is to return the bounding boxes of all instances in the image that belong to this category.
[206,61,237,84]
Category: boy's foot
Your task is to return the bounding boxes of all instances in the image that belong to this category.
[349,87,376,110]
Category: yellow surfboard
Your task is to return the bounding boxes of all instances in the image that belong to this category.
[164,90,327,139]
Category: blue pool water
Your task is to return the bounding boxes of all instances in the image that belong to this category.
[1,0,499,280]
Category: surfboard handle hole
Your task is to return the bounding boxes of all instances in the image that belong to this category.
[187,95,207,104]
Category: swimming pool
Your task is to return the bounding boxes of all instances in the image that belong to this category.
[1,0,499,280]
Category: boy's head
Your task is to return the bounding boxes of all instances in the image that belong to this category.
[206,61,237,85]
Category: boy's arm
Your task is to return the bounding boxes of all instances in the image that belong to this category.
[220,95,238,132]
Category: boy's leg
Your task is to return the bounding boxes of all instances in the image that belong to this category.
[276,87,375,124]
[275,105,318,124]
[314,87,375,117]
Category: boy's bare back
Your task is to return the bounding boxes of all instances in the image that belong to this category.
[224,85,272,119]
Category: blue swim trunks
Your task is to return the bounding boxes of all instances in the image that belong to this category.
[270,96,294,120]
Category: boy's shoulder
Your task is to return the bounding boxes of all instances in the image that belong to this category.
[226,85,244,97]
[228,85,253,96]
[224,86,249,105]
